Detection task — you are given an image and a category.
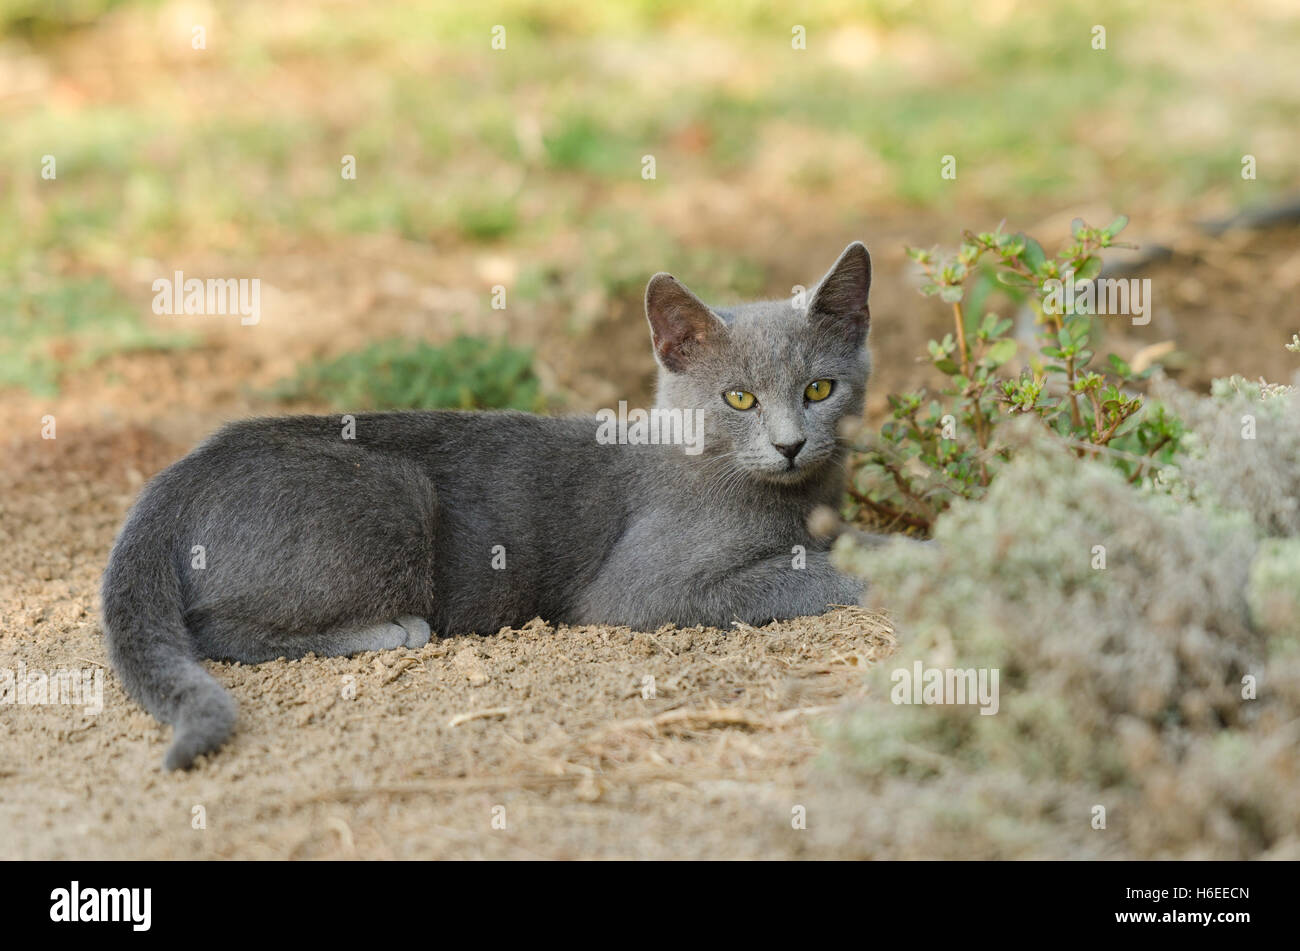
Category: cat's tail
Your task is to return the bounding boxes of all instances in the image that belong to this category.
[101,521,236,771]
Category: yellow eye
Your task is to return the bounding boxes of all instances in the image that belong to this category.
[724,389,756,410]
[805,379,834,402]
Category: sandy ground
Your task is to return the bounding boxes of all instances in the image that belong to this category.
[3,209,1293,859]
[0,420,896,860]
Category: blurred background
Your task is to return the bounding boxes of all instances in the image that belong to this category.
[2,0,1298,439]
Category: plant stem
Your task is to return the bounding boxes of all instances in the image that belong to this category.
[952,301,970,376]
[1127,434,1172,484]
[1086,387,1104,440]
[847,487,931,532]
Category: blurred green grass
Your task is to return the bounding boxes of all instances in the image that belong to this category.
[1,0,1296,395]
[0,274,193,395]
[269,335,543,412]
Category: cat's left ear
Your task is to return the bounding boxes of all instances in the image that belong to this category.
[807,241,871,347]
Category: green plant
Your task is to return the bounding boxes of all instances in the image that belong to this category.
[848,218,1185,533]
[452,195,519,243]
[0,273,194,396]
[820,338,1300,858]
[823,369,1300,859]
[270,335,544,412]
[0,0,138,36]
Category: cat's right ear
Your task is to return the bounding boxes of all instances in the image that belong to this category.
[645,273,727,372]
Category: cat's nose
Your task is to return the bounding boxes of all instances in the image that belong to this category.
[773,439,805,460]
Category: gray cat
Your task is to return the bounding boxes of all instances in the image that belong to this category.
[101,242,873,769]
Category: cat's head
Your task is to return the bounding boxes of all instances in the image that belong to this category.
[646,242,871,485]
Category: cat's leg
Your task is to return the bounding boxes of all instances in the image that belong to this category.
[317,621,409,655]
[705,553,862,626]
[694,552,862,626]
[299,615,431,655]
[583,548,862,630]
[181,444,442,663]
[305,616,430,655]
[194,616,430,661]
[394,615,431,648]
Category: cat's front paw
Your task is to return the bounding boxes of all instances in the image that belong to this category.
[395,615,431,648]
[829,573,865,609]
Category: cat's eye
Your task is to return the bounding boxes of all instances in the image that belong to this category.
[805,379,834,402]
[723,389,757,411]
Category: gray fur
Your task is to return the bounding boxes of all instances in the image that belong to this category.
[101,242,873,769]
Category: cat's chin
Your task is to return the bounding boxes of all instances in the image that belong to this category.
[750,462,822,487]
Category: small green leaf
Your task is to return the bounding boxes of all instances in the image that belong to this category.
[1021,235,1047,273]
[1074,255,1102,281]
[984,338,1018,367]
[996,270,1033,288]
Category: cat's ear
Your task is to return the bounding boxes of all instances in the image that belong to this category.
[645,273,727,372]
[808,241,871,347]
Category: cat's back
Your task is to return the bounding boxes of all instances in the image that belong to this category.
[176,409,629,499]
[118,408,633,583]
[192,409,597,459]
